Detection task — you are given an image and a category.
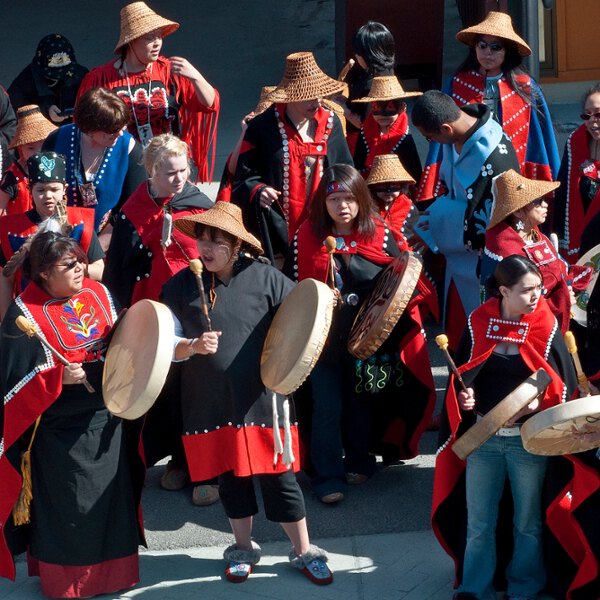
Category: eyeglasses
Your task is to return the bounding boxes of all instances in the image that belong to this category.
[530,198,547,207]
[476,40,505,53]
[580,112,600,121]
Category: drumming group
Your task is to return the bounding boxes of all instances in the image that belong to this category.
[0,3,598,599]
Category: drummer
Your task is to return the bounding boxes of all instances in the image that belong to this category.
[0,232,145,598]
[160,202,333,585]
[432,254,577,600]
[285,164,435,503]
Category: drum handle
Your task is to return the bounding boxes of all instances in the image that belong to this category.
[15,316,95,393]
[325,236,337,290]
[189,259,212,332]
[564,331,591,395]
[435,334,469,394]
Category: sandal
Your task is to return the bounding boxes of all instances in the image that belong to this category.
[289,545,333,585]
[223,541,261,583]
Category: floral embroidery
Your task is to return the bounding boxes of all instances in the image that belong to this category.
[473,197,493,236]
[60,298,100,342]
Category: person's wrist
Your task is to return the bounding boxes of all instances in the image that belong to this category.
[188,338,198,356]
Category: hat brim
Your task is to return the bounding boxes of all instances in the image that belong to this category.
[268,78,345,103]
[353,90,422,103]
[114,21,179,53]
[174,212,263,255]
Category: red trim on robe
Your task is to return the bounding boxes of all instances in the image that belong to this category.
[360,112,409,175]
[1,162,32,215]
[183,425,301,481]
[560,125,600,263]
[28,552,139,599]
[121,183,203,303]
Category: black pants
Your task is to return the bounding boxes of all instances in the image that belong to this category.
[218,470,306,523]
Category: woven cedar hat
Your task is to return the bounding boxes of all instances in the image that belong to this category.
[456,11,531,57]
[366,154,415,186]
[268,52,345,103]
[353,75,422,102]
[174,202,263,255]
[114,2,179,53]
[9,105,57,149]
[253,86,276,115]
[488,169,560,230]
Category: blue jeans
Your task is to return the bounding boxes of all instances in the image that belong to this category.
[458,435,547,600]
[308,361,346,499]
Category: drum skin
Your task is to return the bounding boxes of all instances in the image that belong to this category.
[348,251,422,360]
[103,299,175,420]
[521,395,600,455]
[261,278,334,396]
[572,243,600,327]
[452,368,552,460]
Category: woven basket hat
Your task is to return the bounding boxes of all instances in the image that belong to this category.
[174,201,263,255]
[9,105,57,149]
[488,169,560,230]
[456,11,531,56]
[253,86,276,115]
[353,76,422,102]
[268,52,345,103]
[366,154,415,186]
[114,1,179,53]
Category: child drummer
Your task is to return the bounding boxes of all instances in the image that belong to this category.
[161,201,333,585]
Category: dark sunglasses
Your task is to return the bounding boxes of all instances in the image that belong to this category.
[530,198,547,207]
[55,258,81,271]
[476,40,504,53]
[372,184,403,194]
[371,100,404,117]
[581,112,600,121]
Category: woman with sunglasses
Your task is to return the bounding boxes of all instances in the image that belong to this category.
[417,11,559,202]
[351,75,422,187]
[0,231,145,598]
[554,83,600,263]
[480,170,592,334]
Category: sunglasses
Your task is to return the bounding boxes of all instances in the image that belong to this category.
[476,40,504,53]
[530,198,547,207]
[55,258,81,271]
[372,184,403,194]
[371,100,404,117]
[581,112,600,121]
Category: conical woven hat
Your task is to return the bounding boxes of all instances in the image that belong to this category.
[366,154,415,186]
[353,76,422,102]
[174,202,263,255]
[115,2,179,53]
[488,169,560,230]
[9,105,57,149]
[268,52,345,103]
[456,11,531,56]
[253,86,276,115]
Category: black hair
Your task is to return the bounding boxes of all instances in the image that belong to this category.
[411,90,462,132]
[485,254,542,298]
[582,82,600,109]
[352,21,395,76]
[22,231,87,288]
[455,38,534,106]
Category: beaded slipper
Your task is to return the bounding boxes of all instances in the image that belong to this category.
[289,545,333,585]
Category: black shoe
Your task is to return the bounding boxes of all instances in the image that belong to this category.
[452,593,478,600]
